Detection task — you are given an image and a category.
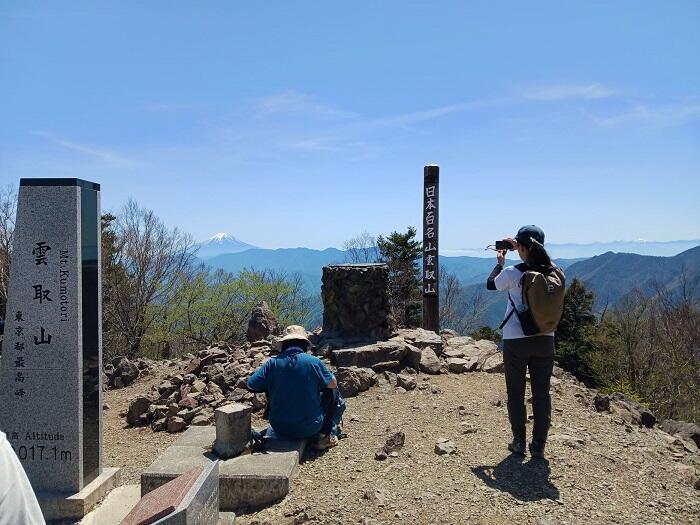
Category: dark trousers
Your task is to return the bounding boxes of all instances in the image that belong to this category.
[503,336,555,443]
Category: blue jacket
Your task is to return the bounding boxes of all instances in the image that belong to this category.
[247,348,334,439]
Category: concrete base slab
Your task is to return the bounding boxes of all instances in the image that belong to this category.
[142,426,305,512]
[37,467,122,521]
[218,511,236,524]
[80,484,141,525]
[79,484,236,525]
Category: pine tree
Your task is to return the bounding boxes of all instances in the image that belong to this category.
[556,278,598,384]
[377,227,422,327]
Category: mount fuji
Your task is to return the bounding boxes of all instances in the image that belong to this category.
[196,233,258,258]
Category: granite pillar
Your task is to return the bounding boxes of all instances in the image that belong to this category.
[0,178,119,518]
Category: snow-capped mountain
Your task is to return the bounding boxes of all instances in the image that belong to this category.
[196,233,258,258]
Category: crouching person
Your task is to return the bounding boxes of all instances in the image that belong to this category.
[247,325,345,450]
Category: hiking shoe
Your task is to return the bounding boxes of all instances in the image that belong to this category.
[508,439,526,455]
[312,433,338,451]
[529,440,546,459]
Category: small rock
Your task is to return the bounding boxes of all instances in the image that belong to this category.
[167,416,187,433]
[383,431,406,453]
[396,374,417,391]
[459,422,479,434]
[374,449,388,461]
[435,438,457,455]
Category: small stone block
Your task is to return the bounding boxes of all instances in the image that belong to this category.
[122,466,203,525]
[213,403,252,459]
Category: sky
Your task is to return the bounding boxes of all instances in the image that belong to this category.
[1,1,699,251]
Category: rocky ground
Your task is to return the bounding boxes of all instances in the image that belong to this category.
[102,361,700,524]
[234,372,700,525]
[103,361,179,484]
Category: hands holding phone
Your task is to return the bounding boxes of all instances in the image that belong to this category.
[496,237,516,266]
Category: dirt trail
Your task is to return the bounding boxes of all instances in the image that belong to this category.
[231,372,699,525]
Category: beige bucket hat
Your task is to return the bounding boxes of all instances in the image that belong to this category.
[278,325,311,344]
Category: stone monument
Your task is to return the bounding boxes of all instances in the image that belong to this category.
[321,263,395,341]
[0,178,120,520]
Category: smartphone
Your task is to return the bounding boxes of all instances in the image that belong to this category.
[495,240,515,251]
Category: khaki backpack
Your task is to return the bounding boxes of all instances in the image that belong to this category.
[500,263,566,335]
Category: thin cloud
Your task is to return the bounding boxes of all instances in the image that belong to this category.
[594,103,700,127]
[524,83,615,101]
[364,97,513,128]
[255,91,356,120]
[33,131,134,165]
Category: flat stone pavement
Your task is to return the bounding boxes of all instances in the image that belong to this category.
[141,426,306,512]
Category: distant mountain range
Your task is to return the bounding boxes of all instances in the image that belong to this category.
[198,237,700,330]
[202,247,581,299]
[566,246,700,308]
[467,246,700,328]
[195,233,258,258]
[444,239,700,259]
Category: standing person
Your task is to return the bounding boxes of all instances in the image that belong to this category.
[0,431,46,525]
[486,225,565,459]
[247,325,345,450]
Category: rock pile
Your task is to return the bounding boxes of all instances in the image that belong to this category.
[593,391,657,428]
[329,330,504,392]
[105,356,157,389]
[124,342,272,432]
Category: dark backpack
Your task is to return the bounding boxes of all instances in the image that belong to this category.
[499,263,566,336]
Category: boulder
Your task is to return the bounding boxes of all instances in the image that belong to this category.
[404,344,422,371]
[659,419,700,449]
[126,395,154,426]
[446,358,470,374]
[167,416,187,433]
[604,392,656,428]
[398,328,443,354]
[396,374,417,391]
[482,353,505,373]
[446,339,499,371]
[419,348,441,375]
[246,301,280,342]
[335,367,377,397]
[593,393,610,412]
[333,340,410,369]
[440,329,459,340]
[109,356,140,388]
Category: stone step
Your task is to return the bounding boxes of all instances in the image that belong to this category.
[141,426,305,512]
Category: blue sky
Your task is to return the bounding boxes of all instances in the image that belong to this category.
[1,1,698,251]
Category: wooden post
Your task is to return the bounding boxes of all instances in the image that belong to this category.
[422,165,439,333]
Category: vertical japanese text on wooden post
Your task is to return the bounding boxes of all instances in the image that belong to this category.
[422,165,439,332]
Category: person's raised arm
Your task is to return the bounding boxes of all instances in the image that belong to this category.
[486,249,507,290]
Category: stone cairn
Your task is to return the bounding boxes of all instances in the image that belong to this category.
[246,301,280,342]
[321,264,396,342]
